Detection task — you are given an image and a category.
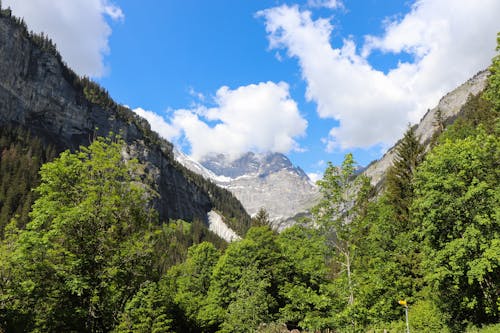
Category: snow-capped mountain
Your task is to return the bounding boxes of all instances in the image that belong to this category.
[174,150,320,228]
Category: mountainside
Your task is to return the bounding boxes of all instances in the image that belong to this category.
[0,12,250,234]
[363,70,489,189]
[175,150,320,227]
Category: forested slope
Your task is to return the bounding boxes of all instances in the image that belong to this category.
[0,7,250,233]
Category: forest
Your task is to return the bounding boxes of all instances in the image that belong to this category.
[0,4,499,331]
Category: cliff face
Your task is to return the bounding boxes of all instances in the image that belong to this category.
[0,14,249,226]
[363,70,489,189]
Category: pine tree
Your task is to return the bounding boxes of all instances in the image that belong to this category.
[384,126,424,227]
[251,207,271,228]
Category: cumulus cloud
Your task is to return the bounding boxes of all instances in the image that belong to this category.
[170,81,307,160]
[3,0,123,77]
[132,107,180,140]
[259,1,500,151]
[307,0,343,9]
[133,82,307,161]
[307,172,322,183]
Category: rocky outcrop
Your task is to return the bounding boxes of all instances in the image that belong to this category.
[0,13,250,228]
[363,70,489,189]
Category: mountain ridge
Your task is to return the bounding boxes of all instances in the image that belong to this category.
[362,70,489,189]
[0,11,251,234]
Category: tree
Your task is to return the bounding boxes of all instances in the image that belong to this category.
[277,225,339,331]
[312,153,367,307]
[412,129,499,329]
[483,32,500,112]
[252,207,272,228]
[171,242,220,331]
[0,136,158,332]
[385,126,424,227]
[201,227,285,331]
[219,265,274,333]
[114,280,175,333]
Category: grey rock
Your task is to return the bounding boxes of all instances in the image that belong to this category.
[0,15,244,225]
[176,150,320,228]
[363,70,489,189]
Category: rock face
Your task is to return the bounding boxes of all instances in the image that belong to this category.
[363,70,489,189]
[0,13,249,229]
[176,150,320,228]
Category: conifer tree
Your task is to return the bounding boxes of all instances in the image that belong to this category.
[251,207,271,228]
[385,126,424,227]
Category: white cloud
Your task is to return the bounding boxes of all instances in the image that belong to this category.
[308,0,343,9]
[132,107,180,140]
[307,172,322,183]
[171,81,308,160]
[259,1,500,151]
[133,82,307,161]
[3,0,123,77]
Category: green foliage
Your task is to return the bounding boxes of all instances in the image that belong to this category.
[170,242,220,331]
[114,280,175,333]
[312,153,371,311]
[202,227,285,330]
[276,225,338,330]
[219,265,274,333]
[465,323,500,333]
[385,125,424,226]
[351,127,425,326]
[0,136,159,332]
[252,207,272,228]
[483,32,500,111]
[407,300,450,333]
[413,129,500,328]
[153,220,226,275]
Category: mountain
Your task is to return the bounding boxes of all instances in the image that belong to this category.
[363,70,489,190]
[174,70,489,227]
[175,150,320,228]
[0,11,250,237]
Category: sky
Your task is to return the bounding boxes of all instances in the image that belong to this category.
[4,0,500,181]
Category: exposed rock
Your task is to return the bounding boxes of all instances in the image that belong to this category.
[176,150,320,228]
[0,14,250,229]
[363,70,489,189]
[207,211,241,242]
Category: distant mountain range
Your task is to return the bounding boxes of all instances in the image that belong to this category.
[175,150,320,228]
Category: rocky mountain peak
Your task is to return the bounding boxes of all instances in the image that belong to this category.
[175,150,319,227]
[200,151,307,180]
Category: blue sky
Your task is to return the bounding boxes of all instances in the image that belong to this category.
[5,0,500,180]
